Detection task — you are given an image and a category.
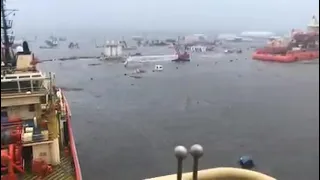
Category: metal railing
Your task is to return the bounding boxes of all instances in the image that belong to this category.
[1,86,49,95]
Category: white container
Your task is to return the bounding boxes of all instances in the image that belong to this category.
[117,45,123,56]
[25,127,34,133]
[104,47,111,57]
[23,132,33,142]
[111,46,117,56]
[41,130,49,141]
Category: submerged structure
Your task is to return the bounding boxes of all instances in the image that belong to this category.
[124,44,190,65]
[101,40,125,61]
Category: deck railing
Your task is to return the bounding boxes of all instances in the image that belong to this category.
[1,86,48,95]
[63,92,83,180]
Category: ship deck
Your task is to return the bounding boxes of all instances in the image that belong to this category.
[22,153,76,180]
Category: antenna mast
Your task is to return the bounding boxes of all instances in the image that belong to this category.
[1,0,18,66]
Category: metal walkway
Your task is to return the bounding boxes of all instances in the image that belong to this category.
[22,155,75,180]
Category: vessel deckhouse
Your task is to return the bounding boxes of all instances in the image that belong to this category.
[307,16,319,33]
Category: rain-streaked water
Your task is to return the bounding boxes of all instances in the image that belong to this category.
[37,42,319,180]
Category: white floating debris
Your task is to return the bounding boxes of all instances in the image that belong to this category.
[123,60,129,67]
[154,65,163,71]
[134,69,141,73]
[224,49,232,53]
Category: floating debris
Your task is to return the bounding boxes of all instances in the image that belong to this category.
[59,87,84,92]
[69,42,80,49]
[129,75,142,79]
[224,49,231,53]
[40,56,100,63]
[132,52,142,56]
[133,69,147,74]
[88,63,101,66]
[39,46,57,49]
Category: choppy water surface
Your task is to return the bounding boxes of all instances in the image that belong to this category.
[39,47,319,180]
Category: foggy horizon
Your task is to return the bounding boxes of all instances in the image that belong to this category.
[6,0,320,35]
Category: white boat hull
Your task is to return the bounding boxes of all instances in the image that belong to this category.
[126,55,178,63]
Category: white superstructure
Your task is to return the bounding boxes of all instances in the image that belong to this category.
[102,40,124,60]
[307,16,319,32]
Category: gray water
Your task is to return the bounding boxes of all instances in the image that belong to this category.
[37,43,319,180]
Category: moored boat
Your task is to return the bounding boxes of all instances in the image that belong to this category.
[252,16,319,63]
[1,1,82,180]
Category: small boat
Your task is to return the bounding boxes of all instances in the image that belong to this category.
[154,65,163,71]
[145,145,276,180]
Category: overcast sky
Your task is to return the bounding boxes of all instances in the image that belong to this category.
[6,0,319,33]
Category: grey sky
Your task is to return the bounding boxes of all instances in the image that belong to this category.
[7,0,319,32]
